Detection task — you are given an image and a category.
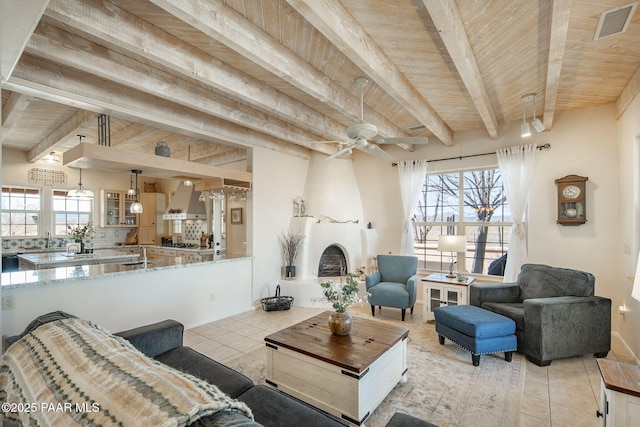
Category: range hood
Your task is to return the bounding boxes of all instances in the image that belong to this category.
[163,181,207,220]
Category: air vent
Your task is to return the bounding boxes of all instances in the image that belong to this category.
[594,2,637,40]
[408,124,426,131]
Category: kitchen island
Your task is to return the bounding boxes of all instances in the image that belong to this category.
[17,249,140,270]
[1,254,253,338]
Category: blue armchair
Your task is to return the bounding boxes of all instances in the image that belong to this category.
[365,255,418,321]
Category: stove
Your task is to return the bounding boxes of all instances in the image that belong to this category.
[161,243,200,249]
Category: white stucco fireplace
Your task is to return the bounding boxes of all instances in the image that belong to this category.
[278,217,376,307]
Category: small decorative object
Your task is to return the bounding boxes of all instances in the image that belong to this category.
[143,182,156,193]
[261,284,294,311]
[367,221,373,229]
[555,175,588,226]
[293,196,305,217]
[155,141,170,157]
[328,312,352,336]
[230,208,243,224]
[279,230,305,279]
[319,268,367,335]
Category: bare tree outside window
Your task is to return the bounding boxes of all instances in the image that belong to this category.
[413,169,511,275]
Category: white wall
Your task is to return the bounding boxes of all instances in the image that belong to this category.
[616,93,640,359]
[249,147,308,304]
[1,259,253,336]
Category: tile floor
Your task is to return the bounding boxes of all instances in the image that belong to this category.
[184,304,637,427]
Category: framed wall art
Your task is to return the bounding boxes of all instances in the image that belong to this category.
[230,208,243,224]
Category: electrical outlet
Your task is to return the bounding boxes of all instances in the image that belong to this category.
[209,293,216,302]
[2,296,15,310]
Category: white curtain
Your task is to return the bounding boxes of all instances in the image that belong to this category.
[398,159,428,255]
[497,144,539,282]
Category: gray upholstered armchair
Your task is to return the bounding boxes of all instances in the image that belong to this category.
[365,255,418,321]
[470,263,611,366]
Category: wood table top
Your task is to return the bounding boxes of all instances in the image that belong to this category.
[421,273,476,286]
[597,359,640,398]
[264,311,409,374]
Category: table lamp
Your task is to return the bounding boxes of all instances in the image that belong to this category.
[438,235,467,278]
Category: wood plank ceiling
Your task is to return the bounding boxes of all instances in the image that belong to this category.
[1,0,639,167]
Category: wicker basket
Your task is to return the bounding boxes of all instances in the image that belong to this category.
[261,285,294,312]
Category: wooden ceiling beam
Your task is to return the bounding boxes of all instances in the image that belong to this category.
[44,0,347,144]
[28,109,96,163]
[1,91,32,134]
[542,0,571,130]
[147,0,410,142]
[422,0,498,139]
[109,123,159,148]
[287,0,453,146]
[27,24,322,152]
[9,55,320,160]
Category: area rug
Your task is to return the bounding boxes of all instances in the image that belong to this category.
[224,312,525,427]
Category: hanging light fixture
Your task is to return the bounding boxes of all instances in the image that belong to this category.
[521,94,532,138]
[130,169,144,214]
[42,152,60,163]
[67,168,95,199]
[67,135,94,199]
[127,174,136,195]
[531,93,546,133]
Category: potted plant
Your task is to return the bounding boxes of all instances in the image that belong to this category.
[68,221,95,253]
[279,230,304,279]
[319,268,367,335]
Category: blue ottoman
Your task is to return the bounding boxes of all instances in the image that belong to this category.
[434,305,516,367]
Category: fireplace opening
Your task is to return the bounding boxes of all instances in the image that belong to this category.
[318,245,348,277]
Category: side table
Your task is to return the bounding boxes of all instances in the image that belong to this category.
[421,273,476,322]
[597,359,640,426]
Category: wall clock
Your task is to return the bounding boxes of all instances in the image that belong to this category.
[555,175,588,226]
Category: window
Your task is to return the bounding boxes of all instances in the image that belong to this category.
[52,190,92,236]
[413,168,512,275]
[1,186,41,237]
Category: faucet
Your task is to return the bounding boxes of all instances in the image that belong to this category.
[139,245,147,267]
[46,231,51,249]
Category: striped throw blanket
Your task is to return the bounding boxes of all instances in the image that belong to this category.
[0,318,253,426]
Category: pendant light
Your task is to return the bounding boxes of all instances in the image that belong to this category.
[531,94,546,133]
[67,135,94,199]
[67,168,95,199]
[520,95,531,138]
[130,169,143,214]
[42,152,60,163]
[127,174,136,196]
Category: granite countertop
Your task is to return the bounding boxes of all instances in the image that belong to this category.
[17,250,140,269]
[2,254,250,289]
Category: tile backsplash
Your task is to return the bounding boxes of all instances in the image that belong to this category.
[183,221,208,245]
[1,226,137,253]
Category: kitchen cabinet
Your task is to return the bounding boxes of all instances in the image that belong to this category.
[146,247,176,258]
[100,190,138,227]
[138,193,166,245]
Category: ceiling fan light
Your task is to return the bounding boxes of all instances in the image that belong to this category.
[532,118,546,132]
[521,122,531,138]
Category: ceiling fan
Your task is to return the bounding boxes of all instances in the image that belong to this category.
[322,77,429,161]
